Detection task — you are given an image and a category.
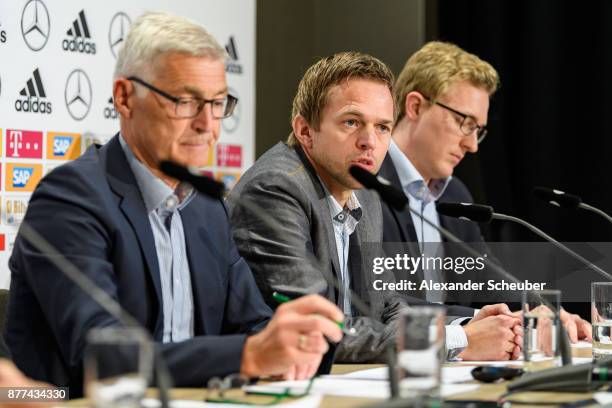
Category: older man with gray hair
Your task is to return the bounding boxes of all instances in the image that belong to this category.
[6,12,342,395]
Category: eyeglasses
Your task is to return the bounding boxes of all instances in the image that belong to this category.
[425,96,488,144]
[127,76,238,119]
[205,373,317,405]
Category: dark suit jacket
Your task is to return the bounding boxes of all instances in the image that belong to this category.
[379,153,488,315]
[227,142,429,363]
[5,135,272,396]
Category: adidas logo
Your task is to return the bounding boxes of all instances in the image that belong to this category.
[15,68,52,114]
[0,21,6,44]
[104,96,118,119]
[62,10,96,54]
[225,36,243,74]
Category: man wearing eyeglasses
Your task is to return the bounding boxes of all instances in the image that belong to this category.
[380,41,590,360]
[6,12,343,395]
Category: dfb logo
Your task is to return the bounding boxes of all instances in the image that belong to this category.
[15,69,52,114]
[13,167,33,188]
[62,10,96,55]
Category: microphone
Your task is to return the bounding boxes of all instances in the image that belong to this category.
[533,186,612,224]
[349,165,408,211]
[435,202,612,282]
[349,165,573,367]
[436,202,493,223]
[506,355,612,393]
[159,161,226,200]
[533,186,581,209]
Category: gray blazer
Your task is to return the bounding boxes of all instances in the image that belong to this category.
[227,142,414,363]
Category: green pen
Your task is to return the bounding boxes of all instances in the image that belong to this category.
[272,291,357,336]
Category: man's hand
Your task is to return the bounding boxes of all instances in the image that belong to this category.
[471,303,515,323]
[458,314,522,361]
[240,294,343,379]
[560,309,592,342]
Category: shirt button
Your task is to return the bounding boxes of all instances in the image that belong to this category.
[165,197,177,209]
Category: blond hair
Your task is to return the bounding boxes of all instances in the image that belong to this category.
[395,41,499,124]
[287,51,395,146]
[114,11,227,80]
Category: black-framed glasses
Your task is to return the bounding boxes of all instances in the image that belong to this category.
[127,76,238,119]
[205,373,317,405]
[425,96,488,144]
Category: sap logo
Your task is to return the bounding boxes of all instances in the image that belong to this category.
[13,168,33,188]
[53,136,73,156]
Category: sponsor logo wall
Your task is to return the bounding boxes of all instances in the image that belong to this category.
[0,0,255,287]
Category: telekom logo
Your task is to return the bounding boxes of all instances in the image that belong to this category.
[216,144,242,168]
[9,131,23,157]
[7,129,43,159]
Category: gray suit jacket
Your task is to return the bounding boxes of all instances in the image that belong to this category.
[227,142,415,363]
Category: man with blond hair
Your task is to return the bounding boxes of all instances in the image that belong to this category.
[6,12,343,394]
[381,41,591,360]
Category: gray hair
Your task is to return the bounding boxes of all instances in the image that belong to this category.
[113,11,227,80]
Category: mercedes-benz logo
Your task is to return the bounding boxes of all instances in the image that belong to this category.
[65,69,92,121]
[222,87,240,133]
[108,12,131,59]
[21,0,50,51]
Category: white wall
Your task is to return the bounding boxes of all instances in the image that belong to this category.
[0,0,256,287]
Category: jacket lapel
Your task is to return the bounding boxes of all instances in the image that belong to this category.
[294,145,343,299]
[104,135,164,338]
[180,198,226,335]
[379,154,420,244]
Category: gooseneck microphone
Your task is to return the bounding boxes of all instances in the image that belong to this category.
[160,161,226,200]
[436,202,493,223]
[533,186,612,225]
[435,202,612,282]
[349,165,573,368]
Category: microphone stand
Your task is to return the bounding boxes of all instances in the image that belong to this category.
[492,212,612,281]
[349,165,574,369]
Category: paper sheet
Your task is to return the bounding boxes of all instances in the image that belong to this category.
[453,356,592,366]
[142,395,322,408]
[571,340,593,349]
[245,378,478,399]
[326,365,475,384]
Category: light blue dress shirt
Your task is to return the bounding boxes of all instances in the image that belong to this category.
[387,139,469,353]
[120,135,195,343]
[322,186,362,317]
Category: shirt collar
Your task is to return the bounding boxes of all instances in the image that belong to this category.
[317,175,363,229]
[119,134,194,213]
[388,139,452,204]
